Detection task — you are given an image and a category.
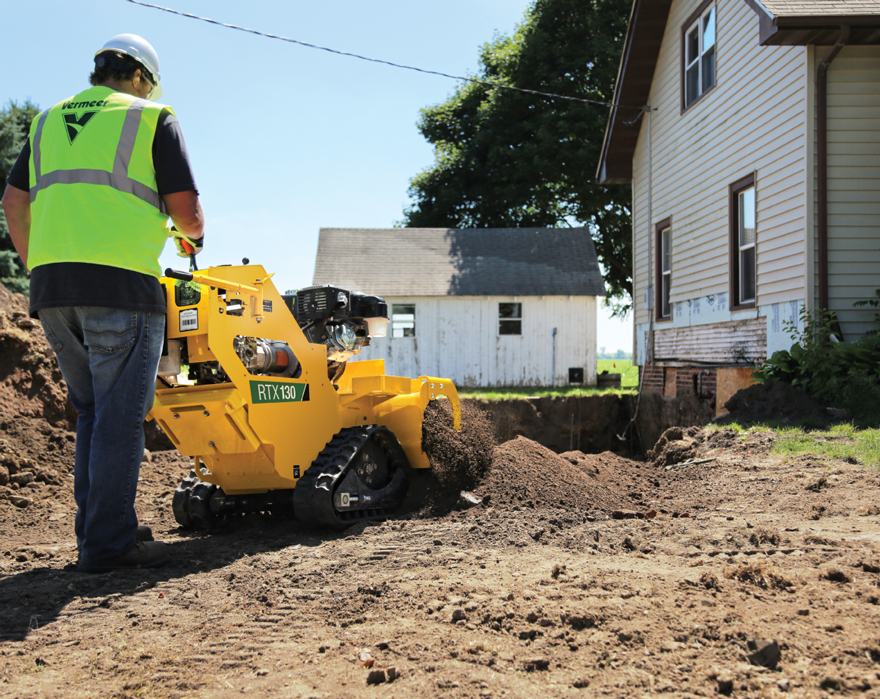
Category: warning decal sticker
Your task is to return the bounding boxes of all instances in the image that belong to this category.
[179,309,198,332]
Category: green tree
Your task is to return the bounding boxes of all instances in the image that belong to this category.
[402,0,632,314]
[0,99,39,294]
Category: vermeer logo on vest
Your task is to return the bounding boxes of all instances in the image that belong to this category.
[62,110,98,145]
[250,381,309,404]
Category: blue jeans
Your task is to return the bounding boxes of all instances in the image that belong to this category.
[38,307,165,565]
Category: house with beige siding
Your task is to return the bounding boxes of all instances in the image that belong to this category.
[312,228,605,387]
[598,0,880,410]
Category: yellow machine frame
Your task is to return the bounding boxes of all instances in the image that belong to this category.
[148,264,460,495]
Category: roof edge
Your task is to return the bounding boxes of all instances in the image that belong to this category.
[596,0,673,186]
[596,0,642,185]
[745,1,880,45]
[741,0,779,44]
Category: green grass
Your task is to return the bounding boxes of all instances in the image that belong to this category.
[772,424,880,468]
[457,361,639,399]
[708,422,880,468]
[457,385,637,400]
[597,359,639,388]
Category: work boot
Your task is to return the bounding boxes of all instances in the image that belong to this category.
[78,541,170,573]
[77,525,153,554]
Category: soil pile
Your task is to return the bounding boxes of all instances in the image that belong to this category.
[474,437,638,515]
[0,286,80,515]
[718,380,830,425]
[0,284,73,429]
[422,401,652,518]
[647,425,701,466]
[561,449,660,507]
[647,425,778,470]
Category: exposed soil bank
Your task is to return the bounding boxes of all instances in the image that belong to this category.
[469,391,716,458]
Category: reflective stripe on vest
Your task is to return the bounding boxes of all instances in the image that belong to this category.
[29,99,165,212]
[27,88,172,278]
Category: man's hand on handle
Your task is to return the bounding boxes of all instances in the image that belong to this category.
[162,190,204,270]
[171,228,203,258]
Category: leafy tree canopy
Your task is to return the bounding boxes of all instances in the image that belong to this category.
[402,0,632,314]
[0,99,39,295]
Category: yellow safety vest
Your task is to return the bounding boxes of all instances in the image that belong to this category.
[27,86,172,277]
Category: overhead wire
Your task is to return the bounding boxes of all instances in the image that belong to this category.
[125,0,645,113]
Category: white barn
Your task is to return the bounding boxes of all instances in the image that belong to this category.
[311,227,606,387]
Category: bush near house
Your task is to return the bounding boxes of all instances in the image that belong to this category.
[753,308,880,427]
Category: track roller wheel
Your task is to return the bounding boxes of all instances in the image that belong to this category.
[172,471,226,530]
[172,470,198,528]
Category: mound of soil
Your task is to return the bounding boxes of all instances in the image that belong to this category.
[473,437,638,515]
[561,449,660,506]
[719,380,830,426]
[0,285,74,430]
[647,425,780,470]
[421,401,654,518]
[0,286,80,514]
[647,425,701,466]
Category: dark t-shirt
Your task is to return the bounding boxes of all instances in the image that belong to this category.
[7,106,199,317]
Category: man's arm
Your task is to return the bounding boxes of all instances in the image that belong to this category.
[1,184,32,270]
[163,190,204,240]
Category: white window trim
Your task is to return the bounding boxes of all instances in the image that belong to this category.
[660,227,672,319]
[655,218,672,321]
[737,187,756,305]
[498,302,522,336]
[391,303,416,338]
[729,173,757,309]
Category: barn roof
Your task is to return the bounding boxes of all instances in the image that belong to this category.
[312,227,606,297]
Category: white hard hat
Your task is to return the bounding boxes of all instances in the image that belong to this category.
[95,33,163,101]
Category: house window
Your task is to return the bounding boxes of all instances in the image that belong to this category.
[391,304,415,337]
[730,174,756,307]
[683,1,716,109]
[655,219,672,320]
[499,303,522,335]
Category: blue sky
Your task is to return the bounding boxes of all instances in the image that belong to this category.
[2,0,632,352]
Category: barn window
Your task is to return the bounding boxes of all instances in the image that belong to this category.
[682,0,716,110]
[391,304,416,337]
[499,302,522,335]
[729,174,756,308]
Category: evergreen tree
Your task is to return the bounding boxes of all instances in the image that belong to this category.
[0,100,39,294]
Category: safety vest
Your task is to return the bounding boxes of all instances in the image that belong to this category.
[27,86,172,278]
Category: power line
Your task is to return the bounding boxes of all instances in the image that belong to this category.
[125,0,642,111]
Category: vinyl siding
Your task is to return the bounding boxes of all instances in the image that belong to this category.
[354,296,598,388]
[824,46,880,339]
[631,0,809,357]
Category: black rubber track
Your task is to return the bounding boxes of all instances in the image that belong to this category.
[292,425,411,529]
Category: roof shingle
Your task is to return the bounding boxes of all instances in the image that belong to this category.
[312,228,606,297]
[757,0,880,17]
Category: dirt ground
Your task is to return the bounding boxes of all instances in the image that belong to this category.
[3,284,880,698]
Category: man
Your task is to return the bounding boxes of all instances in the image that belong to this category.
[1,34,204,573]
